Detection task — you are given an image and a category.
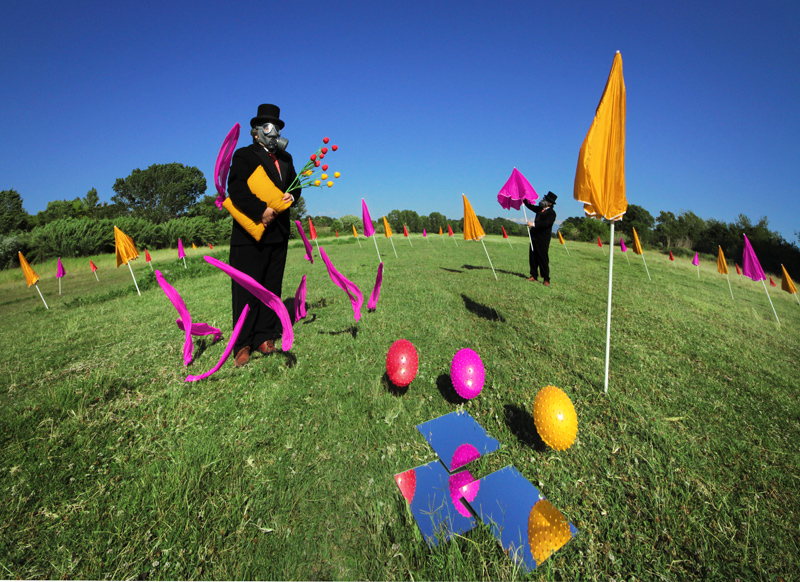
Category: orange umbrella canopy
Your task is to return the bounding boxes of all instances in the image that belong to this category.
[114,226,139,267]
[717,246,729,275]
[18,252,40,287]
[462,195,485,241]
[382,216,393,237]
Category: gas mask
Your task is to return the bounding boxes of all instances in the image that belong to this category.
[256,123,289,154]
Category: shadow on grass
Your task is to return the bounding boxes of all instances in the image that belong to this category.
[383,372,409,397]
[440,267,464,274]
[461,264,528,279]
[192,336,216,362]
[460,294,505,322]
[503,404,547,452]
[436,374,468,405]
[279,350,297,368]
[320,326,358,339]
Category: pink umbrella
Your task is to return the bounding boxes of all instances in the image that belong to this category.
[497,168,538,250]
[294,275,307,322]
[56,258,65,295]
[742,234,779,324]
[178,238,187,268]
[362,199,382,266]
[368,262,384,311]
[319,246,363,322]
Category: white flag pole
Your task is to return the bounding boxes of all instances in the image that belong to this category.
[389,236,398,258]
[623,250,630,265]
[522,206,534,251]
[563,241,570,256]
[372,235,382,265]
[641,254,652,281]
[182,257,187,269]
[696,263,700,279]
[604,221,616,393]
[127,262,141,296]
[480,240,498,280]
[452,234,459,248]
[58,278,61,295]
[726,274,734,300]
[407,236,413,247]
[314,238,321,256]
[35,284,49,310]
[760,279,780,325]
[794,292,800,306]
[94,271,99,282]
[600,242,606,256]
[507,237,513,249]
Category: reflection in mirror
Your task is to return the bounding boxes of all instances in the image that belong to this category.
[416,410,500,472]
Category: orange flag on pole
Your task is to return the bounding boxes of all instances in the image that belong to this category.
[114,226,141,296]
[781,264,800,305]
[352,224,361,248]
[383,216,397,258]
[17,252,48,309]
[558,230,570,256]
[463,194,496,279]
[718,246,733,300]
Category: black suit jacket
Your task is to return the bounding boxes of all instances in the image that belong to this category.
[523,200,556,246]
[227,143,299,246]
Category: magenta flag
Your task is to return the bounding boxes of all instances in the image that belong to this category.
[214,123,240,204]
[692,252,699,266]
[294,275,307,322]
[185,305,250,382]
[319,246,363,321]
[368,262,384,311]
[295,220,314,263]
[204,255,294,351]
[619,237,627,252]
[56,258,65,278]
[423,228,427,237]
[742,234,766,281]
[362,199,376,237]
[175,319,223,343]
[155,269,195,366]
[497,168,538,210]
[178,238,186,259]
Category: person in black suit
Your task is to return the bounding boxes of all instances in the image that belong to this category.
[228,104,299,366]
[524,191,557,286]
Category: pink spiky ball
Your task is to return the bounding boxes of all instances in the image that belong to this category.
[386,339,418,387]
[450,348,485,399]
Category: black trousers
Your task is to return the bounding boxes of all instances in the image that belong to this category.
[230,240,289,351]
[529,240,551,281]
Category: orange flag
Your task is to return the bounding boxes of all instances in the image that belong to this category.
[631,228,643,255]
[18,252,39,287]
[462,194,485,240]
[439,226,443,235]
[781,265,798,295]
[716,246,729,275]
[383,216,393,238]
[558,231,566,245]
[352,224,358,237]
[114,226,139,268]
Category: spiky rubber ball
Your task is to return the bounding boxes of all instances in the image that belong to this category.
[527,499,571,565]
[532,386,577,451]
[450,348,484,399]
[386,339,418,387]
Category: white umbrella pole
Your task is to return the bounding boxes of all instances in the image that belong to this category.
[760,279,780,325]
[58,279,61,295]
[522,207,534,251]
[726,274,734,300]
[372,235,382,265]
[480,240,498,280]
[641,254,652,281]
[624,251,630,265]
[794,292,800,306]
[127,262,141,296]
[35,284,49,310]
[604,222,616,394]
[94,271,99,282]
[452,235,459,248]
[389,237,398,258]
[314,238,320,256]
[182,257,187,269]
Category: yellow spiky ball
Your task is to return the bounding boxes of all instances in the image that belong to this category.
[527,499,572,565]
[532,385,577,451]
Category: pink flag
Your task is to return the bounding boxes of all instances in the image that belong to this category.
[497,168,538,210]
[692,252,699,266]
[178,238,186,259]
[368,262,384,311]
[769,276,777,287]
[294,275,307,322]
[620,237,627,252]
[56,258,65,278]
[362,199,375,237]
[145,249,152,263]
[89,260,98,272]
[185,305,250,382]
[742,234,766,281]
[155,269,196,366]
[295,220,314,263]
[319,246,363,321]
[204,256,294,351]
[214,123,240,208]
[423,228,427,237]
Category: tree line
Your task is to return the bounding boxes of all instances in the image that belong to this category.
[2,163,798,276]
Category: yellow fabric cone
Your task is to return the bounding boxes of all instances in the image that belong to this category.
[631,227,643,255]
[383,216,393,238]
[782,264,798,294]
[114,226,140,267]
[352,224,358,238]
[558,231,566,245]
[18,252,40,287]
[439,226,443,235]
[573,52,627,221]
[717,246,729,275]
[462,195,485,241]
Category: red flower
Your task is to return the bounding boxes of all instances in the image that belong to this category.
[310,154,317,161]
[321,147,328,154]
[322,164,328,171]
[331,144,338,151]
[314,160,320,167]
[323,137,329,144]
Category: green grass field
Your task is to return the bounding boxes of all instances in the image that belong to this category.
[1,234,798,580]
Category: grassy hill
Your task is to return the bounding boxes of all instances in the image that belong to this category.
[1,235,798,580]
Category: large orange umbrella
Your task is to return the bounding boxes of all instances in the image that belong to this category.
[573,51,627,393]
[717,246,733,299]
[18,252,48,309]
[781,264,799,305]
[382,216,398,258]
[463,194,496,280]
[114,226,141,296]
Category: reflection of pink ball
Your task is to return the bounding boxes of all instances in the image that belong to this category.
[386,339,418,387]
[450,348,485,399]
[449,470,480,517]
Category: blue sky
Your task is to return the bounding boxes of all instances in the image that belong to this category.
[2,1,798,241]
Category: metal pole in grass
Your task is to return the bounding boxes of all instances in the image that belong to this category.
[522,206,534,251]
[604,221,616,393]
[726,274,734,300]
[481,240,498,280]
[760,279,780,326]
[128,262,141,296]
[35,284,49,309]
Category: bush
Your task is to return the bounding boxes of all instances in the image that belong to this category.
[0,234,29,270]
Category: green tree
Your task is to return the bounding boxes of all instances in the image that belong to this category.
[288,196,307,239]
[0,189,29,234]
[188,194,228,222]
[338,215,360,231]
[111,162,207,224]
[655,210,679,248]
[619,203,655,245]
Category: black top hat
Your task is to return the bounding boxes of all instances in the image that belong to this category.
[250,104,285,129]
[544,191,557,205]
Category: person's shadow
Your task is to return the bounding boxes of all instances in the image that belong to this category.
[461,294,505,322]
[503,404,547,451]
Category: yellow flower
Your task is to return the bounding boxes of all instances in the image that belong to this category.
[334,172,340,178]
[327,181,333,188]
[314,180,321,186]
[321,173,328,180]
[304,170,313,176]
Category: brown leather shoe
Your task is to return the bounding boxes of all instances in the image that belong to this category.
[527,277,538,282]
[256,340,276,355]
[234,346,251,367]
[543,280,551,287]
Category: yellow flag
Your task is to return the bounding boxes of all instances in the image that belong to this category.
[462,195,485,241]
[631,227,643,255]
[192,243,197,250]
[716,246,729,275]
[558,230,566,245]
[352,224,358,238]
[383,216,393,238]
[18,252,40,287]
[114,226,140,267]
[439,226,443,235]
[573,52,627,221]
[782,264,798,294]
